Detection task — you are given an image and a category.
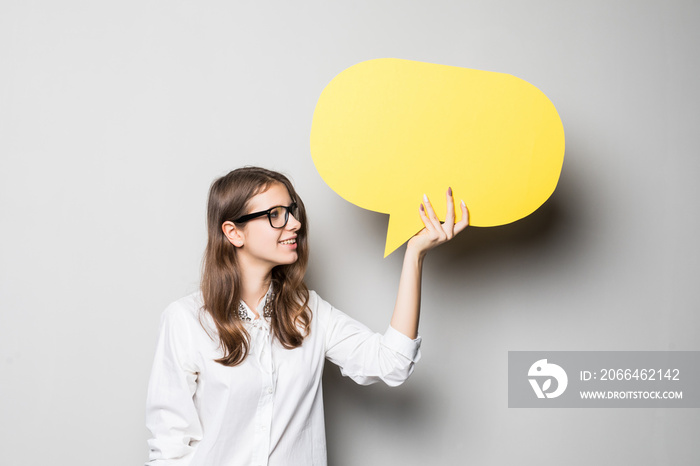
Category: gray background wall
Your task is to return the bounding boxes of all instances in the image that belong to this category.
[1,1,698,465]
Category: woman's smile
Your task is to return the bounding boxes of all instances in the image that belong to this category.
[279,237,297,247]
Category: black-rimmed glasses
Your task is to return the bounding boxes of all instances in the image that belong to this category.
[233,202,299,229]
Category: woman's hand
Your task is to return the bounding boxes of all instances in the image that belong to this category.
[406,187,469,258]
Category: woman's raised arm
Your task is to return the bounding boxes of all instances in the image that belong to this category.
[389,188,469,339]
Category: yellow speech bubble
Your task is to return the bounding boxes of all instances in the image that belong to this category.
[310,58,565,257]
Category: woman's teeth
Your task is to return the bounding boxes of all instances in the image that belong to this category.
[280,239,296,245]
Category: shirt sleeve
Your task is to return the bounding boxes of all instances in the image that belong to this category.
[319,294,422,387]
[145,303,204,465]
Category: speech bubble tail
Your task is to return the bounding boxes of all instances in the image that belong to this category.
[384,211,424,258]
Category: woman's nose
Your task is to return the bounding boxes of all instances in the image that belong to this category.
[286,212,301,231]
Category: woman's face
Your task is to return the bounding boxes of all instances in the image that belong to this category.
[232,182,301,271]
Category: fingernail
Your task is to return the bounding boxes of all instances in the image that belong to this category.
[423,194,429,203]
[461,199,466,207]
[419,204,424,212]
[448,187,452,196]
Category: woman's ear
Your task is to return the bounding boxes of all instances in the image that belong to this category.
[222,221,244,247]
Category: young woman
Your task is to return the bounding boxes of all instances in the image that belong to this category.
[145,166,469,465]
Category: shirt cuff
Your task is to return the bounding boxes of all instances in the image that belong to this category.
[384,325,422,362]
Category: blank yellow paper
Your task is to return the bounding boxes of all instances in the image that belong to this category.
[310,58,565,257]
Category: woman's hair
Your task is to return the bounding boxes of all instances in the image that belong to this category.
[201,166,311,366]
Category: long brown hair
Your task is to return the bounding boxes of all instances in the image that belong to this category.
[201,167,311,366]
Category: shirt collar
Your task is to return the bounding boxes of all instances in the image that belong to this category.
[238,283,274,321]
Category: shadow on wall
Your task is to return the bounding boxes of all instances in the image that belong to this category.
[307,148,587,293]
[321,151,588,463]
[427,156,587,278]
[322,365,429,464]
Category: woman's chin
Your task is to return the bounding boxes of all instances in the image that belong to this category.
[277,252,298,265]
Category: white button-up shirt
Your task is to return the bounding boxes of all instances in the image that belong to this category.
[145,290,421,466]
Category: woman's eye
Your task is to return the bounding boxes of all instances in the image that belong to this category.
[269,209,280,219]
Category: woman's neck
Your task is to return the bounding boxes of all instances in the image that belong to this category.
[239,268,272,317]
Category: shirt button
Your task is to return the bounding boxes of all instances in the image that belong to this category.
[267,387,273,394]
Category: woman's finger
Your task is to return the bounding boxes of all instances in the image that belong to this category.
[418,203,431,230]
[444,187,456,238]
[453,200,470,234]
[422,194,443,232]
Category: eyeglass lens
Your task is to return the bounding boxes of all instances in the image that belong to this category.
[269,204,298,228]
